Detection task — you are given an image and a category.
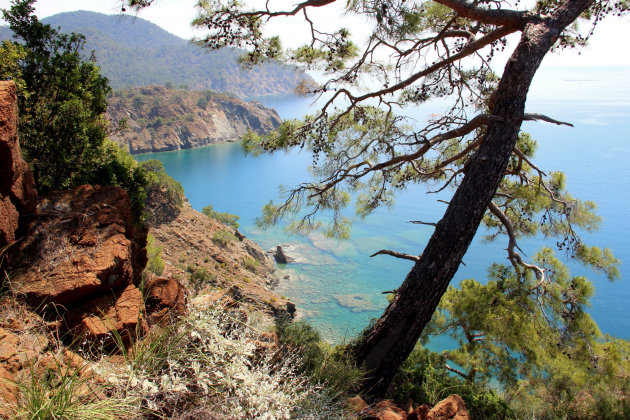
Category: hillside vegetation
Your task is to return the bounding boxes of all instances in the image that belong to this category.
[0,10,314,98]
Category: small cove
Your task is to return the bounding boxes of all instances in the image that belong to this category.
[137,67,630,344]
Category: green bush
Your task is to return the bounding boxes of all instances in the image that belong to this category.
[189,267,217,293]
[276,317,363,397]
[140,159,184,208]
[389,346,514,419]
[86,140,152,219]
[203,204,240,229]
[212,229,238,247]
[242,257,259,273]
[145,234,165,276]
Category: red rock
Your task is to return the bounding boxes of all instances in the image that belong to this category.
[0,80,37,249]
[410,395,470,420]
[362,400,407,420]
[66,283,148,345]
[9,185,141,306]
[144,277,188,326]
[347,395,369,413]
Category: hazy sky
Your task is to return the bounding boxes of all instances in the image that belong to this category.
[1,0,629,68]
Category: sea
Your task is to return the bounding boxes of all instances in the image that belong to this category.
[136,66,630,345]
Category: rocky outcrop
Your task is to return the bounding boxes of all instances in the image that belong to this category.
[7,185,148,343]
[107,86,283,154]
[409,395,470,420]
[350,395,470,420]
[0,80,37,250]
[144,277,188,326]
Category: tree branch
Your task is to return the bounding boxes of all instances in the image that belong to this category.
[523,113,574,127]
[444,363,470,380]
[370,249,420,262]
[434,0,533,27]
[487,200,546,285]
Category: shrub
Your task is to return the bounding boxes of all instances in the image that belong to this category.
[140,159,184,208]
[242,257,259,273]
[276,317,364,398]
[203,204,240,229]
[100,307,348,418]
[389,346,514,419]
[189,267,217,294]
[144,234,165,276]
[212,229,238,247]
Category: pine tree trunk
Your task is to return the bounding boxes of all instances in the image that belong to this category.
[354,0,594,398]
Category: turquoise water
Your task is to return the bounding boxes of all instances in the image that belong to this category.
[137,67,630,343]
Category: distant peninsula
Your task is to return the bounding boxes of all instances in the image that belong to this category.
[0,10,315,99]
[107,86,282,154]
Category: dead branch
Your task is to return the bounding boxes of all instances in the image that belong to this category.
[370,249,420,262]
[523,113,574,127]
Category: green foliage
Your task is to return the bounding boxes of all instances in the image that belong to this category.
[189,267,217,294]
[0,39,27,93]
[145,234,165,276]
[421,249,630,417]
[13,352,137,420]
[275,317,364,397]
[203,204,240,229]
[212,229,238,247]
[390,347,514,420]
[242,257,259,273]
[86,140,152,218]
[140,159,185,209]
[2,0,111,192]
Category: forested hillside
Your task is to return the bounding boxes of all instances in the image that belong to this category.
[0,11,313,98]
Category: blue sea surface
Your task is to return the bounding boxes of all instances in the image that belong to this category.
[137,66,630,344]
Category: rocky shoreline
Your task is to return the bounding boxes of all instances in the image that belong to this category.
[107,86,282,154]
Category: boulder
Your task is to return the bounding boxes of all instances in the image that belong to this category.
[361,400,407,420]
[274,245,289,264]
[144,277,188,326]
[408,395,470,420]
[8,185,144,306]
[0,80,37,249]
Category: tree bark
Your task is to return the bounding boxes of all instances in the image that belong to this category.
[354,0,595,398]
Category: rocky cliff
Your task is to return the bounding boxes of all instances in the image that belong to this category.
[0,81,37,249]
[107,86,282,154]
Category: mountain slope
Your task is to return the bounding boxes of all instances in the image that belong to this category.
[1,11,313,98]
[107,85,282,154]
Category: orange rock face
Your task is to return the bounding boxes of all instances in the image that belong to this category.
[408,395,470,420]
[144,277,188,326]
[9,185,141,306]
[0,80,37,249]
[7,185,148,344]
[66,283,148,345]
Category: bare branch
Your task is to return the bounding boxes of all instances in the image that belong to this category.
[409,220,438,227]
[370,249,420,262]
[523,113,574,127]
[444,363,470,380]
[513,147,547,176]
[487,200,546,285]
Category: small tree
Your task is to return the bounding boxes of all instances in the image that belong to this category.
[203,204,240,229]
[3,0,111,192]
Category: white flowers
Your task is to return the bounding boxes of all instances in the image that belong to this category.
[99,306,345,418]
